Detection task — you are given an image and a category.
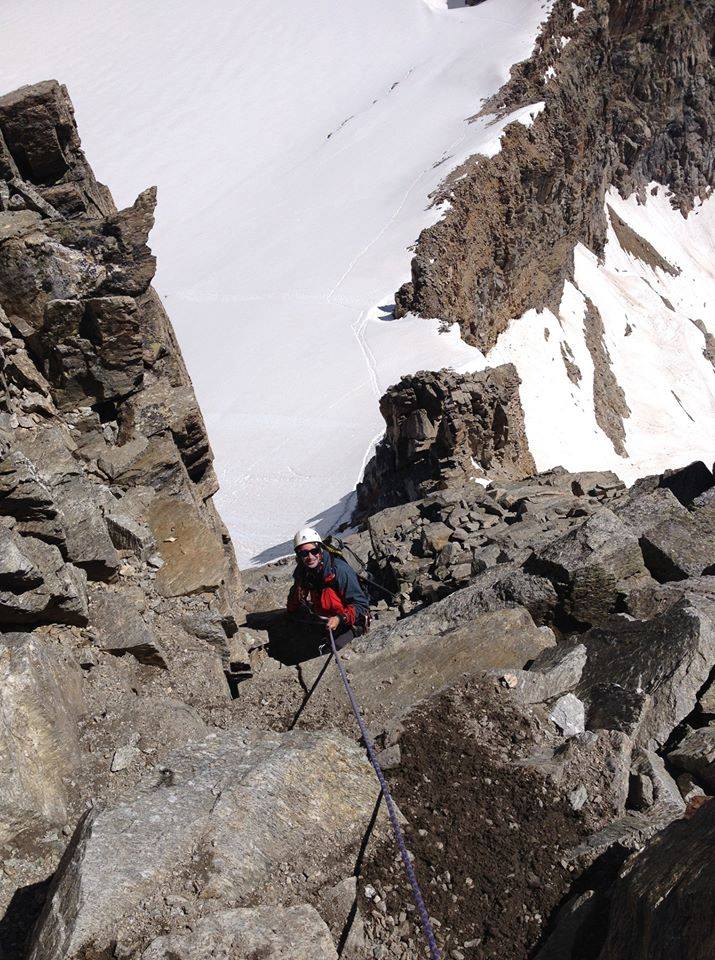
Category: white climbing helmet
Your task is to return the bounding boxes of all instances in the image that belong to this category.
[293,526,323,550]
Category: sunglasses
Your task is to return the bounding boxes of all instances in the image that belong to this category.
[297,546,321,558]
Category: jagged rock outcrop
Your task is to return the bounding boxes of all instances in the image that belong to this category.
[356,363,535,516]
[0,80,244,954]
[394,0,714,349]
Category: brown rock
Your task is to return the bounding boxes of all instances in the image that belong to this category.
[357,364,534,516]
[148,497,227,597]
[394,0,714,349]
[0,79,115,217]
[596,800,715,960]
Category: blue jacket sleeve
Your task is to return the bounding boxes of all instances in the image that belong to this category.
[333,557,369,624]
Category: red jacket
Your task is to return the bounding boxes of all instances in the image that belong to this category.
[287,549,369,628]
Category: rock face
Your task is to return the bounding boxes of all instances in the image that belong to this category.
[0,79,243,949]
[596,800,715,960]
[0,632,83,850]
[141,905,339,960]
[356,364,535,516]
[393,0,715,349]
[0,80,115,218]
[578,599,715,747]
[27,728,376,959]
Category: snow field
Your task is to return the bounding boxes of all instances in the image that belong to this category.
[3,0,553,564]
[485,187,715,483]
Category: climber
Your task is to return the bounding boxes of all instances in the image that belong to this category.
[286,527,370,651]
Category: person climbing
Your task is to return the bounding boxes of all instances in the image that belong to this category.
[287,527,370,652]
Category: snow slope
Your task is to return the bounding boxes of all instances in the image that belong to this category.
[3,0,549,563]
[4,1,713,565]
[486,187,715,483]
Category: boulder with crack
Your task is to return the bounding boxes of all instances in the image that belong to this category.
[577,598,715,747]
[595,800,715,960]
[0,631,84,851]
[526,507,648,627]
[26,728,378,959]
[0,530,88,625]
[89,588,168,668]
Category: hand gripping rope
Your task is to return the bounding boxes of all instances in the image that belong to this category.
[328,627,442,960]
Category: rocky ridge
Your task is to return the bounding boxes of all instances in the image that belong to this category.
[237,383,715,957]
[356,363,535,518]
[394,0,714,350]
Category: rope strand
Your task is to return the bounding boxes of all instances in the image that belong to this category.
[328,627,442,960]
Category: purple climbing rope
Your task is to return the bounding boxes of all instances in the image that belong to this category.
[328,627,442,960]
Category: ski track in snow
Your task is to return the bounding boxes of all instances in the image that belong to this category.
[5,0,714,565]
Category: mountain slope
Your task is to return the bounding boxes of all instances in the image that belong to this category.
[399,0,715,480]
[3,0,555,563]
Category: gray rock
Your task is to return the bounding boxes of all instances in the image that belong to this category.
[90,590,168,668]
[596,802,715,960]
[26,728,376,960]
[659,460,714,506]
[0,632,83,849]
[51,476,120,581]
[523,730,631,821]
[494,643,587,705]
[0,535,88,625]
[629,749,684,812]
[0,209,41,240]
[0,527,42,589]
[105,511,157,560]
[640,512,715,582]
[624,575,715,621]
[342,606,554,726]
[97,437,150,481]
[9,177,62,220]
[375,744,402,770]
[549,693,586,737]
[668,727,715,792]
[528,508,647,626]
[0,450,66,544]
[180,608,236,648]
[110,745,142,773]
[613,486,690,535]
[141,905,338,960]
[565,805,683,864]
[577,598,715,746]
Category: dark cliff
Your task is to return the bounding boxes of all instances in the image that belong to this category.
[394,0,714,350]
